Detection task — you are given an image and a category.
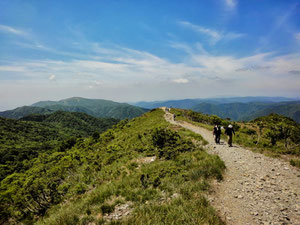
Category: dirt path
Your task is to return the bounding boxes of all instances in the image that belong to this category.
[163,108,300,225]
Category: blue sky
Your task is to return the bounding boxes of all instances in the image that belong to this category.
[0,0,300,110]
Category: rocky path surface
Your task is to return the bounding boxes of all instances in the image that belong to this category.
[163,108,300,225]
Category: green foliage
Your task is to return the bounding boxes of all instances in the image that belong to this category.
[21,111,120,137]
[0,112,118,181]
[253,114,300,154]
[0,106,53,119]
[173,108,300,156]
[100,204,114,214]
[290,159,300,168]
[151,128,196,160]
[173,109,240,130]
[0,108,225,224]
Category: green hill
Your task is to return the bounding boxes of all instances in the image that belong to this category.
[244,102,300,123]
[20,111,119,137]
[0,117,71,181]
[0,97,148,120]
[0,106,53,119]
[172,108,300,156]
[0,109,225,225]
[32,97,149,119]
[0,112,119,182]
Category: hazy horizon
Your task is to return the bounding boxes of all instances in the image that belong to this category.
[1,0,300,110]
[1,95,300,111]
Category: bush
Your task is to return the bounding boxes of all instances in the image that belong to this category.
[290,159,300,168]
[100,204,114,214]
[74,183,87,194]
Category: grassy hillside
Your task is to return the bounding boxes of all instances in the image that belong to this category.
[32,97,149,119]
[0,106,53,119]
[0,109,225,225]
[172,109,300,158]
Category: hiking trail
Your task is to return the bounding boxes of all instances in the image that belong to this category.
[163,108,300,225]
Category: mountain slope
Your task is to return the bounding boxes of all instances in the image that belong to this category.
[244,102,300,123]
[0,97,149,120]
[0,106,53,119]
[0,117,72,181]
[133,96,298,109]
[20,111,119,136]
[0,109,225,224]
[192,101,300,123]
[32,97,149,119]
[0,112,119,182]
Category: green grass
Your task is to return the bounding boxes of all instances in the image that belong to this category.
[171,108,300,160]
[31,109,225,225]
[290,159,300,169]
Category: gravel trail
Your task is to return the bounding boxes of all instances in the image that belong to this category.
[163,108,300,225]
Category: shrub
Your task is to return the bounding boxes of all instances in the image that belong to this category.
[100,204,114,214]
[290,159,300,168]
[74,183,87,194]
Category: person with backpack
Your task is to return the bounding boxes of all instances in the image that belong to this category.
[225,124,235,147]
[213,125,219,144]
[216,125,221,144]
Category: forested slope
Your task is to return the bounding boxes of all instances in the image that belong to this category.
[20,111,119,136]
[0,112,119,182]
[0,109,225,225]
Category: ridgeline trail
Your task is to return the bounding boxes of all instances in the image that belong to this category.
[162,108,300,225]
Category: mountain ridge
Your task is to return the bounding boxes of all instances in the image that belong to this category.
[0,97,148,120]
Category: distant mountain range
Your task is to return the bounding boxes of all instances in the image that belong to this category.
[1,96,300,123]
[133,96,298,109]
[192,101,300,123]
[133,97,300,123]
[0,97,149,120]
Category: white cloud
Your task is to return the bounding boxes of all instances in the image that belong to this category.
[179,21,221,44]
[0,24,27,36]
[178,21,243,45]
[172,78,189,84]
[295,33,300,40]
[0,66,26,72]
[1,41,300,108]
[48,74,56,81]
[224,0,237,9]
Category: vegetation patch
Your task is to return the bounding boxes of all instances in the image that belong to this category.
[171,108,300,160]
[0,108,226,224]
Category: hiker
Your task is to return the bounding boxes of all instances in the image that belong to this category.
[225,124,235,147]
[213,125,218,144]
[216,125,221,144]
[213,125,221,144]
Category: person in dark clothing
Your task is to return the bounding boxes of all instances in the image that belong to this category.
[213,125,221,144]
[216,125,221,144]
[213,125,218,144]
[225,124,235,147]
